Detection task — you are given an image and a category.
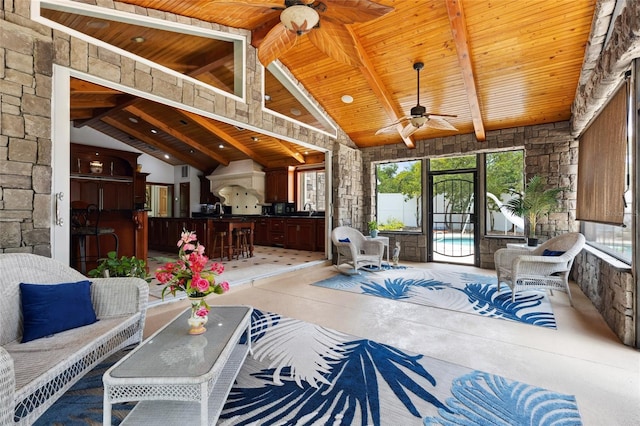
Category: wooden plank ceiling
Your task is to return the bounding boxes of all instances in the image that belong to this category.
[46,0,597,172]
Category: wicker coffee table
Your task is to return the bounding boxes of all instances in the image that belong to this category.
[103,305,252,425]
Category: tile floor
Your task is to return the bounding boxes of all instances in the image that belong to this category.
[145,257,640,426]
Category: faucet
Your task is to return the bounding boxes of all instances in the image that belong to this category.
[213,202,223,216]
[303,202,315,216]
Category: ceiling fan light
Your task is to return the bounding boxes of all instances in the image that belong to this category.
[280,5,319,35]
[411,116,427,128]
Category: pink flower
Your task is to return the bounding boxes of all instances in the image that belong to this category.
[219,281,230,292]
[177,230,197,248]
[191,275,210,293]
[210,262,224,275]
[195,306,209,317]
[182,243,196,253]
[155,271,173,284]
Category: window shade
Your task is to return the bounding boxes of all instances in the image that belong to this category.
[576,82,628,225]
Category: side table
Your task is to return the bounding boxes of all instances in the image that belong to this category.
[366,235,389,264]
[506,243,537,251]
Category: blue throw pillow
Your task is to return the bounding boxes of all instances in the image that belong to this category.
[338,238,351,243]
[20,280,98,343]
[542,249,565,256]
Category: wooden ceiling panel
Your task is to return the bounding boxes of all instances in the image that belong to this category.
[53,0,598,163]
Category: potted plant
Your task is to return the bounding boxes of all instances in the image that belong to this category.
[88,251,151,282]
[368,220,379,238]
[504,175,567,246]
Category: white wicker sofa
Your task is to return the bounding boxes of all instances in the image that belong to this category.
[0,253,149,425]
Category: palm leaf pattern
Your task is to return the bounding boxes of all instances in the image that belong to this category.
[313,268,557,328]
[423,371,582,426]
[460,283,556,327]
[221,338,450,425]
[221,309,450,425]
[251,313,349,387]
[361,278,448,299]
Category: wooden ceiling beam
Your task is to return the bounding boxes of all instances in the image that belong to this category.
[124,105,230,166]
[178,110,270,166]
[346,27,415,149]
[179,110,305,166]
[72,94,138,128]
[270,140,305,165]
[446,0,486,142]
[101,116,211,171]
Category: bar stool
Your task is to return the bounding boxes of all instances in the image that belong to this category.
[231,229,248,260]
[70,201,119,274]
[239,227,251,258]
[211,231,228,261]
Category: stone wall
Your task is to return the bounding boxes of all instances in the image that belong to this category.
[0,0,361,254]
[361,121,579,268]
[0,2,54,256]
[573,247,635,346]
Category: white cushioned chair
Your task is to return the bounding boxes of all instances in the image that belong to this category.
[494,232,585,306]
[331,226,385,274]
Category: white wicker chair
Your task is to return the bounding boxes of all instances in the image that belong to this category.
[494,232,585,306]
[331,226,385,274]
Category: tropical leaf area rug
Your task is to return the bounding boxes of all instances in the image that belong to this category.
[36,310,582,426]
[313,266,558,329]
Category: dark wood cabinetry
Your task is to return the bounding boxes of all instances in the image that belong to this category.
[198,175,219,205]
[254,217,269,246]
[316,219,326,252]
[269,218,286,246]
[252,217,324,251]
[285,219,316,251]
[265,169,293,203]
[69,143,148,272]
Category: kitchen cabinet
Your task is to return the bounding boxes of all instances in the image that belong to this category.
[316,219,326,252]
[198,175,219,205]
[69,144,148,274]
[265,169,293,203]
[269,218,286,246]
[285,218,316,251]
[253,217,269,246]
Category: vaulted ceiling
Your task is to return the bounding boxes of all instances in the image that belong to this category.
[42,0,598,173]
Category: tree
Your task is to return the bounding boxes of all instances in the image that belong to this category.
[376,163,400,193]
[486,151,524,232]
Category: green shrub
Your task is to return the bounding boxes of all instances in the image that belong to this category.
[88,251,151,282]
[379,217,404,231]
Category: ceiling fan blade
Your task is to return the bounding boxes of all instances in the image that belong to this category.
[426,112,458,118]
[320,0,394,24]
[401,122,419,139]
[307,18,363,67]
[374,116,410,134]
[212,0,284,8]
[425,116,458,131]
[258,22,298,67]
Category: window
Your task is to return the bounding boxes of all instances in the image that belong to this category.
[376,160,422,232]
[485,150,525,236]
[297,170,325,212]
[578,81,632,264]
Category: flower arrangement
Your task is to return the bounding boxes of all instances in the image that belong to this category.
[155,230,229,318]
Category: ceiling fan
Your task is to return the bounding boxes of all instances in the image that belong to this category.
[217,0,393,67]
[376,62,458,139]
